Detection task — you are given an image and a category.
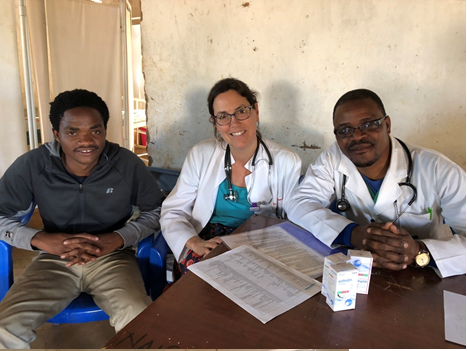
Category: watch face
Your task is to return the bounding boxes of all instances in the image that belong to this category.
[416,252,430,267]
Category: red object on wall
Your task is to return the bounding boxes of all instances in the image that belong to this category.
[138,127,147,146]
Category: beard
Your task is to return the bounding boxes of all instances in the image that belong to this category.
[345,140,381,168]
[352,157,379,168]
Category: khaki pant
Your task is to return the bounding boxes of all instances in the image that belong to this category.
[0,249,151,349]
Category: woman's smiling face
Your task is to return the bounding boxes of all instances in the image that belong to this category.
[213,89,259,155]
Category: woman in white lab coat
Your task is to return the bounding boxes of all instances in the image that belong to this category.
[161,78,301,276]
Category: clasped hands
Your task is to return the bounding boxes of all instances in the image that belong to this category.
[30,231,124,267]
[351,222,420,270]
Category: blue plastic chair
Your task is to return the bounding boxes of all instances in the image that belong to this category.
[147,166,180,199]
[0,215,156,323]
[0,166,180,324]
[0,241,13,302]
[49,234,156,324]
[0,201,36,302]
[149,232,171,297]
[146,166,180,294]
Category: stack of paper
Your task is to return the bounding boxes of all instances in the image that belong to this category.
[189,245,321,324]
[188,223,332,323]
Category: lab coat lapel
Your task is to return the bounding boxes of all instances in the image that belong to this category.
[244,144,268,202]
[373,137,408,215]
[209,143,231,204]
[338,156,373,205]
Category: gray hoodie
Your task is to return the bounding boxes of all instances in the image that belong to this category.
[0,140,163,250]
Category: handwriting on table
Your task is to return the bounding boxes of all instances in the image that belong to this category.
[113,332,180,349]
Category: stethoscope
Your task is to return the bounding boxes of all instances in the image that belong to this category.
[224,133,273,211]
[336,138,417,215]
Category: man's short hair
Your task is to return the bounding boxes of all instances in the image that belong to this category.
[49,89,110,131]
[333,89,386,118]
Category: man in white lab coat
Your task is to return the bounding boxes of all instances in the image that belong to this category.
[287,89,466,278]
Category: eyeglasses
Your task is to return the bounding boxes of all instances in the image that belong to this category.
[211,105,253,126]
[333,115,388,138]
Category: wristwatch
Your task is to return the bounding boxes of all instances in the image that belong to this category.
[414,246,430,268]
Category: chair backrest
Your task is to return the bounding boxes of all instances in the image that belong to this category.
[17,200,37,225]
[146,166,181,295]
[0,200,37,300]
[147,166,180,199]
[0,241,13,301]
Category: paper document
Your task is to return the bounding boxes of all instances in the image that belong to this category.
[222,224,325,278]
[188,245,321,324]
[444,290,466,346]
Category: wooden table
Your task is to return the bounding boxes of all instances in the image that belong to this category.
[104,215,466,349]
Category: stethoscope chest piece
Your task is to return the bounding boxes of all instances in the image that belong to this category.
[224,189,239,202]
[336,198,351,212]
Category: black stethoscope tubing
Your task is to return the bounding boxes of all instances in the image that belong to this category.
[336,138,418,212]
[224,133,273,203]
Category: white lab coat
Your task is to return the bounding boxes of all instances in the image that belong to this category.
[161,138,302,262]
[288,136,466,278]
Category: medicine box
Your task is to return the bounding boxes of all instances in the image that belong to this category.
[321,253,348,298]
[325,262,358,311]
[347,249,373,294]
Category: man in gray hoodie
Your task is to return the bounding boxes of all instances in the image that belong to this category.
[0,89,163,348]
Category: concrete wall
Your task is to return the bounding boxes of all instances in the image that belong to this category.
[1,1,465,176]
[0,0,28,177]
[141,0,466,172]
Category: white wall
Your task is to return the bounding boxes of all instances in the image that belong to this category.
[0,0,125,177]
[141,0,466,172]
[0,0,28,177]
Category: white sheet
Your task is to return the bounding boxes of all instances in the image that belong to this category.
[188,245,321,324]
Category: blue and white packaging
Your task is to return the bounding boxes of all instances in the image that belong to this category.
[347,249,373,294]
[325,262,358,311]
[321,253,348,298]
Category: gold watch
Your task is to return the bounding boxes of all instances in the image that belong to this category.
[414,248,430,267]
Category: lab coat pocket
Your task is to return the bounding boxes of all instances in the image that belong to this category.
[399,212,433,239]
